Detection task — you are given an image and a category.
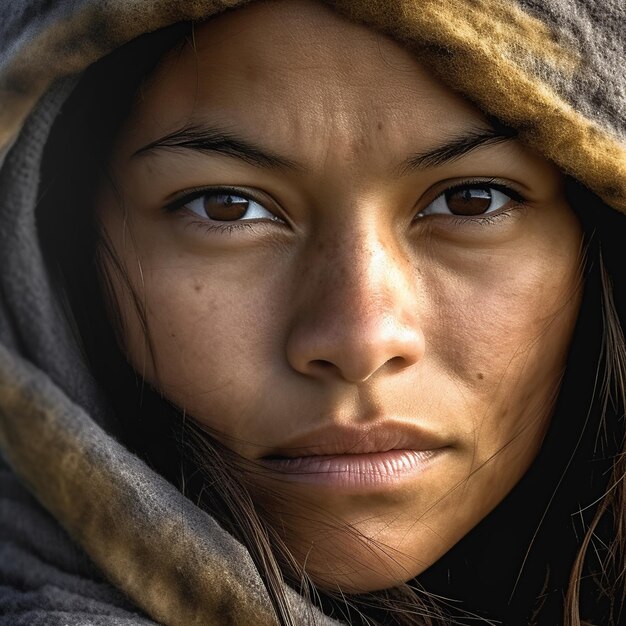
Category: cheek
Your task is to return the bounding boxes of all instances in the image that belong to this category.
[422,231,581,463]
[96,199,304,451]
[431,255,575,373]
[119,261,290,441]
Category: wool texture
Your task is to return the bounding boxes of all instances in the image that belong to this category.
[0,1,624,624]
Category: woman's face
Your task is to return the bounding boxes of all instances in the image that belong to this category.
[98,0,583,592]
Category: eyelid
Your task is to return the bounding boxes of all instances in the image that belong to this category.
[420,177,527,207]
[412,178,529,228]
[415,178,527,217]
[162,185,283,218]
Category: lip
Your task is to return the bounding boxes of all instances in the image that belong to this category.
[258,422,448,490]
[259,449,444,489]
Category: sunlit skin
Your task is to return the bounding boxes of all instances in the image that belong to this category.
[96,0,583,593]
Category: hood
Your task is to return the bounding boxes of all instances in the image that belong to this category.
[0,1,624,625]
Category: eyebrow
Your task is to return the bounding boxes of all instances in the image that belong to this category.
[132,120,517,173]
[398,123,518,174]
[131,123,301,170]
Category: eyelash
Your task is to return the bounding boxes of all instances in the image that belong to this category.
[163,180,528,234]
[164,186,251,213]
[446,211,514,230]
[420,179,527,228]
[187,221,257,236]
[163,186,275,234]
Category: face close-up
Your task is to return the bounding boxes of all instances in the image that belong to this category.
[96,0,583,593]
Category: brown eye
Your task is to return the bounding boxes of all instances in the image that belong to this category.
[203,194,249,221]
[183,191,278,222]
[445,187,492,216]
[416,185,517,220]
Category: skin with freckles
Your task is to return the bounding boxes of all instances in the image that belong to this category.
[96,0,583,593]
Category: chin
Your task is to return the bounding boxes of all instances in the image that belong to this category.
[283,522,442,593]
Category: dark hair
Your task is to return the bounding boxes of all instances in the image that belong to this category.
[36,21,626,626]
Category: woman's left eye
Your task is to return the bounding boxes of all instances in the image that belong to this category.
[417,184,522,219]
[183,191,279,222]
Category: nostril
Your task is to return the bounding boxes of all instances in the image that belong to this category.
[387,355,410,371]
[310,359,337,371]
[306,359,344,378]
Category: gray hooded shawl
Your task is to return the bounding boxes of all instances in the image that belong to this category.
[0,1,624,624]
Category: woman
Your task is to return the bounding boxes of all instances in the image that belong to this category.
[0,1,624,624]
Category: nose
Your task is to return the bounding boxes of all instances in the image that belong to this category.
[286,233,425,384]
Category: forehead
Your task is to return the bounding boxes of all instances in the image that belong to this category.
[121,0,486,161]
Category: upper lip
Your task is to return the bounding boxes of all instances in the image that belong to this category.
[261,421,448,459]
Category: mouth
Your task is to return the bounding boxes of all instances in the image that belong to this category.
[258,422,448,490]
[259,449,443,489]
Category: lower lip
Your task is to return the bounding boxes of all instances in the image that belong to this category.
[259,449,444,490]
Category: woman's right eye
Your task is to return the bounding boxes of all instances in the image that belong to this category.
[184,191,280,222]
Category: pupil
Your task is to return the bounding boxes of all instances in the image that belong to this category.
[204,194,249,221]
[446,187,492,216]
